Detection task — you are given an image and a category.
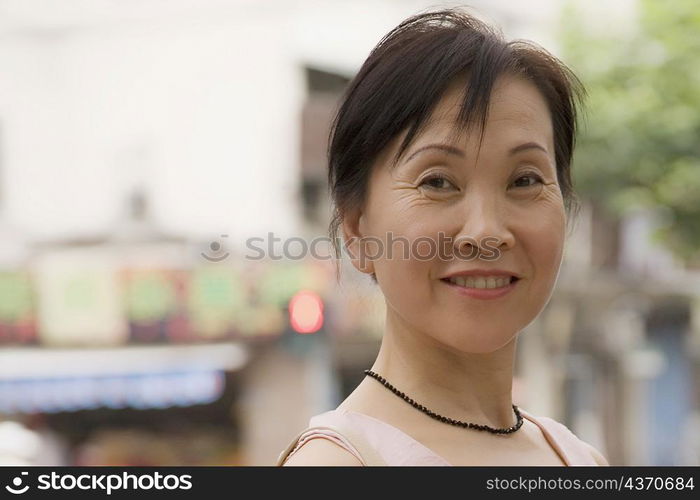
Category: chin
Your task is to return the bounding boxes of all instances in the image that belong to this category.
[435,329,518,355]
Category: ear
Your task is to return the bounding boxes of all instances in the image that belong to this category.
[340,207,375,276]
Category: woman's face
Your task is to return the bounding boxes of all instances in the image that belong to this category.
[344,75,566,354]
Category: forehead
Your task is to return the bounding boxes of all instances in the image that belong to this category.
[412,75,554,152]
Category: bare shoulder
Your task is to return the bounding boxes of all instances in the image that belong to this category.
[282,438,364,466]
[583,442,610,466]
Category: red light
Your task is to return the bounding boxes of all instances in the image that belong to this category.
[289,290,324,334]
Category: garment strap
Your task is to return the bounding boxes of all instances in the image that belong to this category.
[520,409,599,466]
[276,413,388,466]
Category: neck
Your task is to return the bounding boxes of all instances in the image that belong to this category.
[368,306,518,429]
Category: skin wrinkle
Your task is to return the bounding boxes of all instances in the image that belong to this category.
[339,74,569,464]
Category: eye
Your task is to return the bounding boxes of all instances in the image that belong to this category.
[419,173,457,191]
[512,171,544,188]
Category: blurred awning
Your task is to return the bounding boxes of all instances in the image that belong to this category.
[0,370,226,413]
[0,343,248,413]
[0,343,247,379]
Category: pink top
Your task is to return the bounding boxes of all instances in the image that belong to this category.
[277,407,601,466]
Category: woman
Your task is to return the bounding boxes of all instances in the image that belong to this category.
[278,8,609,466]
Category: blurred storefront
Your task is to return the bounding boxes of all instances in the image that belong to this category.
[0,193,366,465]
[0,237,364,465]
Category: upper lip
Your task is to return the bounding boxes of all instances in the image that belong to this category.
[441,269,521,280]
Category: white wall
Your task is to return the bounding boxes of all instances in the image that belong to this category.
[0,0,582,251]
[0,1,305,250]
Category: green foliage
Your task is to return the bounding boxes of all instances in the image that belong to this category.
[560,0,700,261]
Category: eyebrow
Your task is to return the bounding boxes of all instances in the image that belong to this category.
[401,141,549,166]
[402,144,465,164]
[508,142,549,156]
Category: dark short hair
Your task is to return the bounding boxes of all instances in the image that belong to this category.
[328,8,585,281]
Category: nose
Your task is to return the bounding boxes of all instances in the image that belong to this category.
[453,193,515,260]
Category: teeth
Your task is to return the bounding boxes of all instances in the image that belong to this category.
[448,276,512,289]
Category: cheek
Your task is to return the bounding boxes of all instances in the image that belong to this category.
[525,205,566,279]
[368,198,439,264]
[372,226,436,284]
[369,219,439,309]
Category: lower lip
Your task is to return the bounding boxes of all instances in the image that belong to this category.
[440,278,520,300]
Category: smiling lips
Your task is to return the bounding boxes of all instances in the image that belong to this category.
[439,269,521,299]
[443,275,515,289]
[440,268,521,289]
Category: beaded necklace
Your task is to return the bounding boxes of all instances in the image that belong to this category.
[364,369,523,434]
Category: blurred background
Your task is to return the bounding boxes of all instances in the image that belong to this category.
[0,0,698,466]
